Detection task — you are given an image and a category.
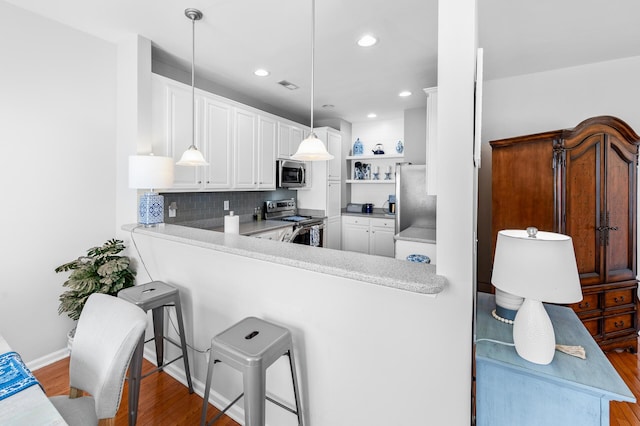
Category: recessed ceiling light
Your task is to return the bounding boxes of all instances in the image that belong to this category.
[254,69,270,77]
[367,113,377,118]
[399,91,412,97]
[357,34,378,47]
[322,104,335,109]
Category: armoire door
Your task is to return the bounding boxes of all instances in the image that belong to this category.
[561,125,638,286]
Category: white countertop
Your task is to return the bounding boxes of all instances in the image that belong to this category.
[123,223,446,295]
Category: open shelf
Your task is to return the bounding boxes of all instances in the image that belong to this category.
[345,154,405,160]
[346,179,396,184]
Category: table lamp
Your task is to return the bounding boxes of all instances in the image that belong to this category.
[491,227,582,365]
[128,155,174,226]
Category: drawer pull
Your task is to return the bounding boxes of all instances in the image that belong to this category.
[614,296,625,303]
[614,321,626,328]
[578,302,590,309]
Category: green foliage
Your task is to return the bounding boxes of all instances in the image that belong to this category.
[54,239,136,320]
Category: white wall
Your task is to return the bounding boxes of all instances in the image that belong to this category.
[477,55,640,286]
[351,118,404,155]
[0,2,117,363]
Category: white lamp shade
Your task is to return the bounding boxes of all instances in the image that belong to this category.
[176,146,209,166]
[128,155,174,190]
[492,229,582,303]
[291,133,334,161]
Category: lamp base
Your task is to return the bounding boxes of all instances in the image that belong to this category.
[494,288,523,321]
[513,298,556,365]
[138,192,164,226]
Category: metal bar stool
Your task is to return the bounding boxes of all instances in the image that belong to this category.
[200,317,303,426]
[118,281,194,426]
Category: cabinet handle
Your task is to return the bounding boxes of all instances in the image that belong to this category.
[578,302,590,309]
[614,321,625,328]
[198,180,202,184]
[614,296,625,303]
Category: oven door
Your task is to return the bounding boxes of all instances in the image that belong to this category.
[291,224,324,247]
[278,160,307,188]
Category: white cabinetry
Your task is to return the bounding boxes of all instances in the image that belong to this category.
[151,73,285,191]
[341,216,395,257]
[234,109,276,190]
[277,122,306,159]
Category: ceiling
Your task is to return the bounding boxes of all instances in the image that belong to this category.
[6,0,640,125]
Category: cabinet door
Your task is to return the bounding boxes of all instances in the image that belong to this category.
[327,181,341,218]
[234,108,257,188]
[290,126,304,157]
[202,98,233,189]
[278,122,305,158]
[325,216,342,250]
[342,217,369,254]
[327,130,342,180]
[370,219,395,257]
[563,131,638,284]
[258,116,276,189]
[152,75,201,189]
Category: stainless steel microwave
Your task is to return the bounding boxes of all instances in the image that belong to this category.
[277,160,307,188]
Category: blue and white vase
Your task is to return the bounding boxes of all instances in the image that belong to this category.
[353,138,364,156]
[395,140,404,154]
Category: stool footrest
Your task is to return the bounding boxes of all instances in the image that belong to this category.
[265,395,299,415]
[206,393,244,426]
[140,355,185,379]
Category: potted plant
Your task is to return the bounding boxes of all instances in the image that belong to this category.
[55,239,137,344]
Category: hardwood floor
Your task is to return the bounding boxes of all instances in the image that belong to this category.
[34,348,640,425]
[608,346,640,426]
[33,356,240,426]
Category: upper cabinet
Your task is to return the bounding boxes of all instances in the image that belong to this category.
[278,122,306,159]
[151,73,299,192]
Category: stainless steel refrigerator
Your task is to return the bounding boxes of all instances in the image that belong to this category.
[395,164,436,232]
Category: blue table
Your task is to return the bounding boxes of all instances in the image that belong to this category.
[475,293,635,426]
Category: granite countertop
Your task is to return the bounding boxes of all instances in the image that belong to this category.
[123,223,446,295]
[395,226,437,244]
[209,219,294,236]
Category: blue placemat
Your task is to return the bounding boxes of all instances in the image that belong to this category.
[0,351,40,401]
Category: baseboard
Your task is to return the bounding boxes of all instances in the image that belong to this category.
[27,347,70,371]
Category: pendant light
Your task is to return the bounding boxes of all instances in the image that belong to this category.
[177,8,209,166]
[291,0,334,161]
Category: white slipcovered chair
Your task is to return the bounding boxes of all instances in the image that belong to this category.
[50,293,147,426]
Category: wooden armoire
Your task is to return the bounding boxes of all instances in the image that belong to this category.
[491,116,640,352]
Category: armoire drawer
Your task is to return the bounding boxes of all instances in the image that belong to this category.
[604,313,635,335]
[570,293,600,313]
[604,288,635,309]
[581,317,601,337]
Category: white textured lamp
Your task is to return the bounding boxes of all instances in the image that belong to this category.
[492,227,582,365]
[129,155,174,226]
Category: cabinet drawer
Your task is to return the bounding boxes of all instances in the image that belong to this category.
[604,313,635,334]
[604,288,635,309]
[370,218,395,229]
[581,318,601,337]
[570,293,600,313]
[342,215,368,226]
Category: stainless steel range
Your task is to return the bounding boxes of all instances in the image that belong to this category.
[265,198,324,246]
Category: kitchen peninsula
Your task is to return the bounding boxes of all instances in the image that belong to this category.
[122,223,449,425]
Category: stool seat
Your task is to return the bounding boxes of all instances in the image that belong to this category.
[201,317,303,426]
[118,281,193,426]
[118,280,179,309]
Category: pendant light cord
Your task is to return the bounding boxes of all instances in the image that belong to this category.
[191,14,196,149]
[310,0,315,135]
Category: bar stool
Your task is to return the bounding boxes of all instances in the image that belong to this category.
[118,281,194,426]
[200,317,303,426]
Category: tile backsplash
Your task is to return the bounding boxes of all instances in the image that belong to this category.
[161,189,296,225]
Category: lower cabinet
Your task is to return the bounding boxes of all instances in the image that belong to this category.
[325,216,341,250]
[341,216,395,257]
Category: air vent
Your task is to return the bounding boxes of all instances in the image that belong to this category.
[278,80,299,90]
